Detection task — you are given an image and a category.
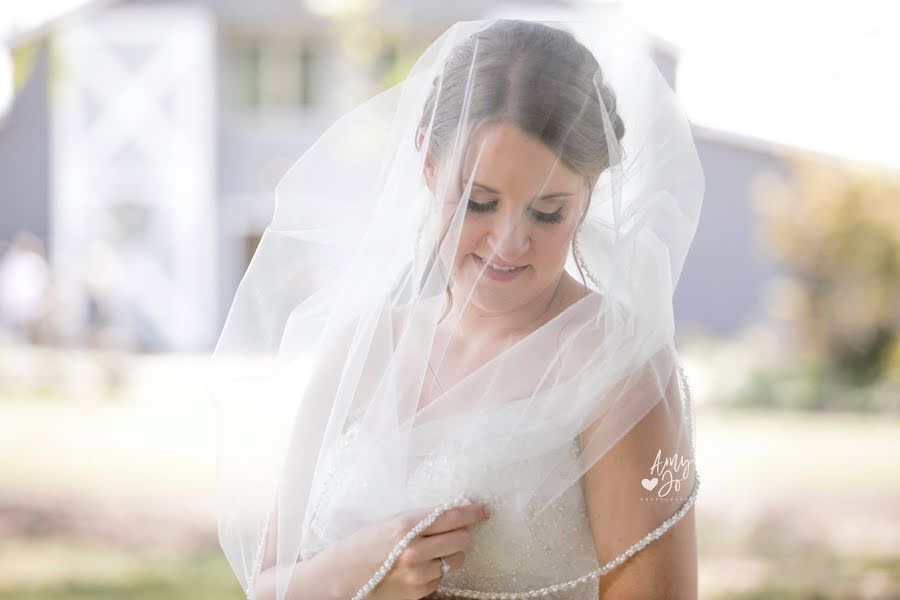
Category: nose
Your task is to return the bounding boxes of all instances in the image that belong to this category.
[487,214,530,262]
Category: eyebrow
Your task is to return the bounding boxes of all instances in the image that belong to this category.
[471,181,573,201]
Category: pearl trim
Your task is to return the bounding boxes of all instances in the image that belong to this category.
[352,358,699,599]
[244,359,699,600]
[350,495,477,600]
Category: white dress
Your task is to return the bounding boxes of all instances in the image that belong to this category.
[304,413,602,599]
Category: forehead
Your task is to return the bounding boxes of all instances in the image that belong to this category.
[462,121,583,194]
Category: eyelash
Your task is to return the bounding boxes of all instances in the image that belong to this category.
[466,199,565,224]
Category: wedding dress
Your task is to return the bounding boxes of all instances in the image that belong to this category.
[306,416,603,599]
[292,360,696,599]
[214,15,705,600]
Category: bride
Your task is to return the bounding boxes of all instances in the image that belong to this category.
[213,15,704,600]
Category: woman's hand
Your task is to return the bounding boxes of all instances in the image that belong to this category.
[353,502,491,600]
[252,501,491,600]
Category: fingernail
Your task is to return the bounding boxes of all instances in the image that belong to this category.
[483,505,492,518]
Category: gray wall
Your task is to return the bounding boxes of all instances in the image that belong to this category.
[0,44,50,251]
[674,126,790,336]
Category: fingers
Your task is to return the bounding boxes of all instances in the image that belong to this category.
[386,500,489,599]
[418,502,491,536]
[404,551,467,598]
[424,550,466,581]
[442,550,466,570]
[404,528,471,563]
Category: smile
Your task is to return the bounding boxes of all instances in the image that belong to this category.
[472,254,528,281]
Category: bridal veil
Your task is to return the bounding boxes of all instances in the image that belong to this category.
[213,14,705,600]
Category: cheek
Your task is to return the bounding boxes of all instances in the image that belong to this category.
[532,225,576,267]
[451,227,480,283]
[456,220,485,256]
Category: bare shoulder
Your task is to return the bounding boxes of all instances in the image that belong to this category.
[579,361,698,598]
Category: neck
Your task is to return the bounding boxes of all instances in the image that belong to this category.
[446,275,566,347]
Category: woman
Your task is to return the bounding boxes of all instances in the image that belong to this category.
[213,15,704,600]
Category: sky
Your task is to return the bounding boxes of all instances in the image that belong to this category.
[622,0,899,170]
[2,0,898,169]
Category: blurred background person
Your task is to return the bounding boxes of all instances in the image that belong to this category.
[0,230,51,344]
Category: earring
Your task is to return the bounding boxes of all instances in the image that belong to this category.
[572,229,601,289]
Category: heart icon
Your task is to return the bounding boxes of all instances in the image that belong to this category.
[641,477,658,491]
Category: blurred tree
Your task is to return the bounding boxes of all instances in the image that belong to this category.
[752,152,900,389]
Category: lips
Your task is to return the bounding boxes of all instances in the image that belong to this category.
[472,254,528,281]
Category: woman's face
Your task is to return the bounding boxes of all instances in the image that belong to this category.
[428,121,590,314]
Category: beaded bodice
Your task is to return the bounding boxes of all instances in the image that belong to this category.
[249,362,698,600]
[306,420,600,599]
[411,437,601,599]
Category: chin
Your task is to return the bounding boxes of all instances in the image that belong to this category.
[451,256,544,312]
[466,277,540,314]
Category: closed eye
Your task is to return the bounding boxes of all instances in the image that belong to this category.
[466,198,498,213]
[530,206,565,224]
[466,198,565,224]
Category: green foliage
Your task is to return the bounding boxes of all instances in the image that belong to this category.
[0,544,243,600]
[730,353,899,413]
[752,153,900,397]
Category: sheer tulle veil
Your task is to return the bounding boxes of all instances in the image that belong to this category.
[212,13,704,600]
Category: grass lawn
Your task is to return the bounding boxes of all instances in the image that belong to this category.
[0,538,242,599]
[1,377,898,598]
